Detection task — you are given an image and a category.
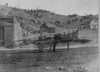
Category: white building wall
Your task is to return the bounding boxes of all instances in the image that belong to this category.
[13,17,42,41]
[14,17,23,41]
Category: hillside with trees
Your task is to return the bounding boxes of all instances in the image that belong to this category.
[0,5,98,34]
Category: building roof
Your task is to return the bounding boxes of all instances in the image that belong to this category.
[40,24,48,29]
[0,21,13,26]
[0,15,14,23]
[91,15,98,23]
[0,15,14,26]
[40,23,55,29]
[46,23,55,27]
[91,18,98,23]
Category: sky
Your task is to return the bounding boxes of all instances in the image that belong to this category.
[0,0,98,15]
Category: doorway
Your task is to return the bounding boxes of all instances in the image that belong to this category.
[0,26,4,46]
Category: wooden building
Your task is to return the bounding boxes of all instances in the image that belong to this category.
[0,16,23,48]
[40,24,55,33]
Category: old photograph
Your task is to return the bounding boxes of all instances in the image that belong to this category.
[0,0,99,72]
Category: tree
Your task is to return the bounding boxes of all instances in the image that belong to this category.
[83,16,87,19]
[80,19,83,22]
[75,18,78,21]
[68,20,70,24]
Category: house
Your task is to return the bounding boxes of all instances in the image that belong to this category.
[40,24,55,33]
[0,16,23,48]
[90,18,98,30]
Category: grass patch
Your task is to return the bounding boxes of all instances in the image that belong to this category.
[0,46,98,68]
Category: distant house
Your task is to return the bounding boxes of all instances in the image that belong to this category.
[90,18,98,29]
[40,24,55,33]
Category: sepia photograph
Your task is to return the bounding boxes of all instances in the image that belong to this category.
[0,0,99,72]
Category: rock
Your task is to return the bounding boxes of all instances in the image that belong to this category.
[72,65,89,72]
[59,66,65,70]
[6,54,12,57]
[85,67,89,71]
[68,68,73,72]
[45,67,52,70]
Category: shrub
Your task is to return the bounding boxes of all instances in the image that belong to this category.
[68,20,70,24]
[6,44,14,48]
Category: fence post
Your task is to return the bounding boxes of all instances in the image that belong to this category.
[67,41,70,51]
